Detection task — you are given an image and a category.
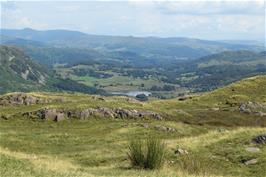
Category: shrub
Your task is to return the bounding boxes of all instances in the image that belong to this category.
[145,138,166,169]
[128,139,145,168]
[128,137,165,170]
[135,94,148,101]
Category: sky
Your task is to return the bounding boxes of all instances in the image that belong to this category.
[0,0,265,41]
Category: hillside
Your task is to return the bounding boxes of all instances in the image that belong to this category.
[0,45,51,93]
[1,29,265,96]
[175,50,266,91]
[0,45,105,94]
[0,75,265,177]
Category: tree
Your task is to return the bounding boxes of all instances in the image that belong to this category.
[136,94,148,101]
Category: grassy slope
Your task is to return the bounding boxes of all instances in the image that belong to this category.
[0,75,266,177]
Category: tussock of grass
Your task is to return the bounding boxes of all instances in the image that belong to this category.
[128,137,165,170]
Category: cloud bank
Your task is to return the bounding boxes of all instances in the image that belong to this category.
[1,0,265,41]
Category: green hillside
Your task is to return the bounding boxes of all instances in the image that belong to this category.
[0,45,105,95]
[0,75,265,177]
[0,45,52,93]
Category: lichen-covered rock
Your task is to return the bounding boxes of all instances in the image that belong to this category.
[79,108,98,119]
[252,134,266,144]
[0,93,50,106]
[239,102,266,116]
[25,107,163,122]
[45,109,65,121]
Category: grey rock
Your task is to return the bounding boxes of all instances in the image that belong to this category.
[239,102,266,116]
[0,93,51,106]
[252,134,266,144]
[244,159,258,165]
[154,125,175,132]
[43,109,65,121]
[245,147,260,153]
[174,148,188,155]
[26,107,163,121]
[54,112,65,122]
[79,108,97,119]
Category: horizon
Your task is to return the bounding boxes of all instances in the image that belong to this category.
[1,27,265,43]
[1,0,265,41]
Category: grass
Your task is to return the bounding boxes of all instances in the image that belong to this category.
[0,75,266,177]
[0,118,265,177]
[128,137,165,169]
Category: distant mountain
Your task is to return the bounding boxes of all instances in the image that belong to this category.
[0,45,105,94]
[1,28,264,64]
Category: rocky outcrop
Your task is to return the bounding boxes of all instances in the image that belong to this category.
[0,93,51,106]
[252,134,266,144]
[24,107,163,122]
[239,102,266,116]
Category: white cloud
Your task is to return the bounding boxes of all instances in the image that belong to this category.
[156,1,264,15]
[0,0,264,40]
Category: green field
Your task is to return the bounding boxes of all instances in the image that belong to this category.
[1,75,266,177]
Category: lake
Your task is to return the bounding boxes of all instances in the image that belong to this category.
[110,91,151,97]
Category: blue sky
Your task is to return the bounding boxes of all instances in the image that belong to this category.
[0,0,265,41]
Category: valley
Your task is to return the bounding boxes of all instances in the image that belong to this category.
[0,28,265,177]
[1,28,265,99]
[1,1,266,177]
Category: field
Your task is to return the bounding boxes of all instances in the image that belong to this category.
[0,75,266,177]
[55,64,189,98]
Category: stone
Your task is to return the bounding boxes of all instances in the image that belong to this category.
[244,159,258,165]
[26,107,163,121]
[174,148,188,155]
[0,93,50,106]
[98,107,115,118]
[239,102,266,116]
[80,108,97,119]
[254,111,266,117]
[154,125,175,132]
[245,147,260,153]
[54,112,65,122]
[252,134,266,144]
[34,108,66,121]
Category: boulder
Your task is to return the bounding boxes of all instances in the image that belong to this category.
[98,107,115,118]
[79,108,97,119]
[245,147,260,153]
[0,93,50,106]
[239,102,266,116]
[25,107,163,121]
[44,109,65,121]
[252,134,266,144]
[244,159,258,165]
